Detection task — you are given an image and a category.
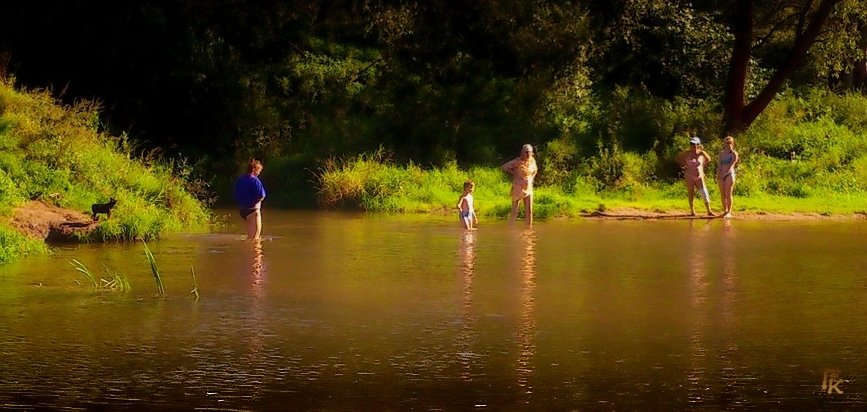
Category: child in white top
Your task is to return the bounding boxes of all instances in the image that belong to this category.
[456,180,479,229]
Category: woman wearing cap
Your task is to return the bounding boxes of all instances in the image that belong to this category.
[677,137,715,217]
[716,136,739,218]
[501,144,538,225]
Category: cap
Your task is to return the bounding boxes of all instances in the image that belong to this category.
[521,144,534,153]
[689,137,701,145]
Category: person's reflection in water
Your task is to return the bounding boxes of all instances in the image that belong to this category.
[718,218,740,394]
[250,238,266,297]
[515,227,537,399]
[456,230,477,381]
[721,219,737,325]
[242,238,268,398]
[686,219,710,404]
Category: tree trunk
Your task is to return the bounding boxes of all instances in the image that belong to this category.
[853,22,867,90]
[722,0,842,135]
[722,0,753,136]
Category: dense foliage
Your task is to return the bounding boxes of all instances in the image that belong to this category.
[0,1,865,208]
[319,91,867,216]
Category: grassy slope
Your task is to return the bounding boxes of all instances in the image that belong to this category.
[0,78,210,263]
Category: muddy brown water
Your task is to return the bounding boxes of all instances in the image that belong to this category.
[1,210,866,409]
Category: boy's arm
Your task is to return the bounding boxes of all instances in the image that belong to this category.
[456,197,464,210]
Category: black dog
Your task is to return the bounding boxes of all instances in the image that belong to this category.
[92,198,117,221]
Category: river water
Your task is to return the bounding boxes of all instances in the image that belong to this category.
[1,211,866,409]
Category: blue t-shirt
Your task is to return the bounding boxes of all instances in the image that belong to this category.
[234,174,266,209]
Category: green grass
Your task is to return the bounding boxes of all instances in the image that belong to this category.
[0,77,212,260]
[0,226,48,264]
[314,158,867,218]
[141,240,165,297]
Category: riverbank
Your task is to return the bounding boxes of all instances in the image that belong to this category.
[0,79,211,263]
[579,208,867,221]
[8,200,100,242]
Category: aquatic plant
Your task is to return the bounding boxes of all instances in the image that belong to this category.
[69,259,98,289]
[101,264,131,292]
[69,259,130,292]
[188,266,200,301]
[141,240,165,297]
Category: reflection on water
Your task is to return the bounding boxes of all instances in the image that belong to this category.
[250,238,266,295]
[457,230,476,381]
[1,211,867,409]
[687,219,743,405]
[687,219,710,403]
[244,238,267,400]
[516,228,537,399]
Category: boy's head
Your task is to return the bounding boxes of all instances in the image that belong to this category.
[463,180,475,192]
[247,159,264,175]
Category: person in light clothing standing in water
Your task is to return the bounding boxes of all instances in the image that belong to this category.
[677,137,715,217]
[716,135,740,218]
[501,144,538,225]
[234,159,267,239]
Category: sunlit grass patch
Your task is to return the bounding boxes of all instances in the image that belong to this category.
[0,78,212,256]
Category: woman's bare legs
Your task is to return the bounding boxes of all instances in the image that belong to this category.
[524,195,533,226]
[510,199,520,223]
[721,175,735,216]
[245,210,262,239]
[685,179,696,215]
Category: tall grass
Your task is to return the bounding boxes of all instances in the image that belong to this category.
[0,77,211,258]
[0,226,47,264]
[70,259,98,289]
[141,240,165,297]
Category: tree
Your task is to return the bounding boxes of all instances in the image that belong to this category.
[722,0,842,134]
